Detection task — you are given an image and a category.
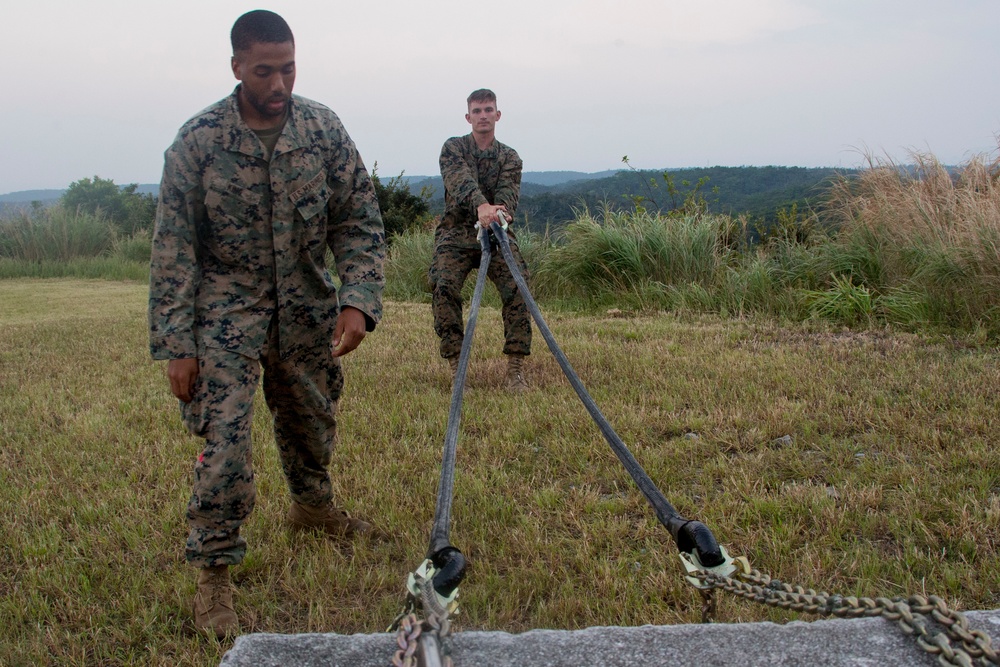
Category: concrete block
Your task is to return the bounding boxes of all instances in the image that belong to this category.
[220,609,1000,666]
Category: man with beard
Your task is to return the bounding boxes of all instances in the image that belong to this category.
[148,9,386,638]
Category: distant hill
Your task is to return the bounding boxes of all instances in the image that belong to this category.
[0,189,64,204]
[0,175,595,203]
[405,166,858,233]
[0,191,63,218]
[541,165,851,216]
[0,184,159,204]
[0,184,160,220]
[521,170,620,187]
[403,170,619,196]
[0,168,854,230]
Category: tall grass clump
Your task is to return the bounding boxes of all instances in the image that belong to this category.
[716,252,792,318]
[110,227,153,264]
[822,147,1000,331]
[0,206,112,261]
[803,274,876,326]
[383,227,435,302]
[534,206,742,311]
[0,206,152,281]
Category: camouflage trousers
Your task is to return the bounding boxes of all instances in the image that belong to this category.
[179,327,343,568]
[429,232,532,359]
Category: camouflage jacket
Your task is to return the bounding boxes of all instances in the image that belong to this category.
[437,133,522,247]
[149,87,385,361]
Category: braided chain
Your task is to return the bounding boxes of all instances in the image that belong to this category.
[693,567,998,666]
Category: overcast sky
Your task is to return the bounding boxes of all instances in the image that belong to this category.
[2,0,998,193]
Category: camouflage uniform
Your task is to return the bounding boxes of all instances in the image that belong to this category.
[430,134,531,359]
[149,87,385,568]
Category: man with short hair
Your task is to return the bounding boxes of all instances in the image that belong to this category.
[430,89,532,392]
[149,9,386,638]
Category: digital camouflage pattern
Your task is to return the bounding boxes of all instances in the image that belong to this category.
[182,333,342,567]
[149,87,384,566]
[149,87,385,362]
[437,134,522,246]
[430,134,531,358]
[430,230,532,358]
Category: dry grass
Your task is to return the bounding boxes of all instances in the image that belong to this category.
[828,149,1000,245]
[825,147,1000,294]
[1,279,999,666]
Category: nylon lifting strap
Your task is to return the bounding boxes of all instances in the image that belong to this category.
[388,232,494,666]
[402,228,498,617]
[428,229,492,558]
[488,221,724,566]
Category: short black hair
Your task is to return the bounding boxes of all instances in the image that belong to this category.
[467,89,497,107]
[231,10,294,54]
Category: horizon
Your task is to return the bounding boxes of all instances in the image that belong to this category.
[0,163,874,200]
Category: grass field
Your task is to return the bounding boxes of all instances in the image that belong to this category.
[1,278,999,666]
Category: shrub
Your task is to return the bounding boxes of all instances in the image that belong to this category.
[371,166,433,241]
[62,176,156,235]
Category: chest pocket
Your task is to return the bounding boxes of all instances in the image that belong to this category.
[203,178,264,266]
[289,170,331,251]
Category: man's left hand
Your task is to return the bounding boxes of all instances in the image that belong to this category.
[332,306,367,357]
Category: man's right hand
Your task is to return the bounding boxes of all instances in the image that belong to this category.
[168,358,199,403]
[476,203,508,226]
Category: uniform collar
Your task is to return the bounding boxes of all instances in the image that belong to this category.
[467,133,498,158]
[222,86,307,159]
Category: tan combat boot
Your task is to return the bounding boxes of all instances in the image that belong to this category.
[287,501,384,541]
[506,354,529,393]
[193,565,238,639]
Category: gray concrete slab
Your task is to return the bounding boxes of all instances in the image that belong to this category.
[219,610,1000,667]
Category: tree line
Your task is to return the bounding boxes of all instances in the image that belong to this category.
[412,164,858,237]
[3,163,858,246]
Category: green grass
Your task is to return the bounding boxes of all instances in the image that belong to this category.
[2,279,999,665]
[0,257,148,281]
